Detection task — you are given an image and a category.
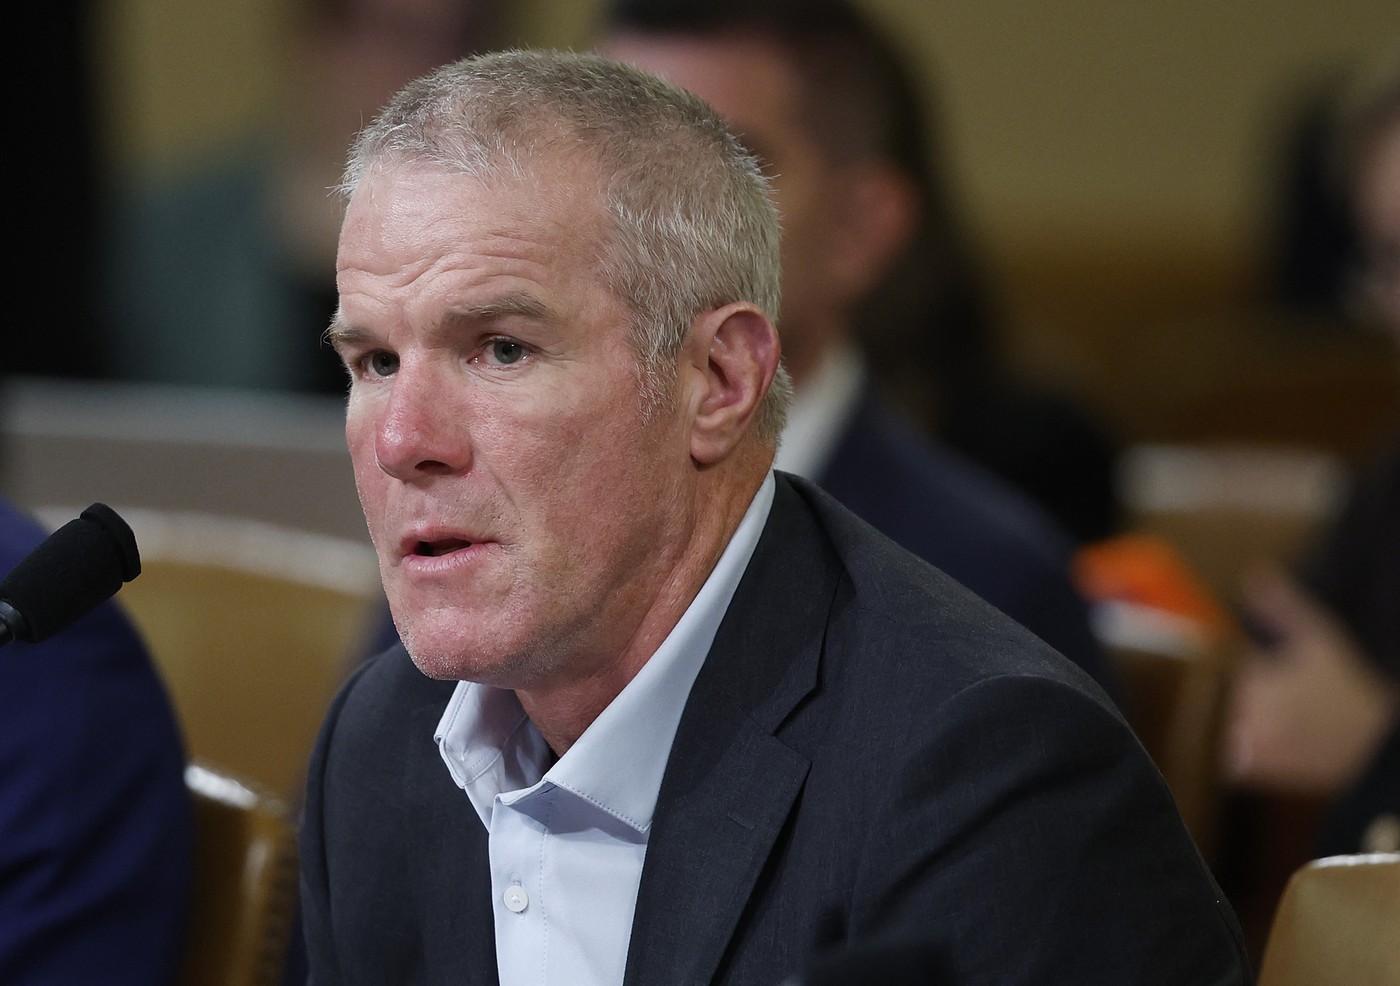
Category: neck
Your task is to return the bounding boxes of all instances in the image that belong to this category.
[515,456,770,755]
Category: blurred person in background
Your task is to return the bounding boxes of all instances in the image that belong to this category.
[1225,49,1400,859]
[11,5,200,971]
[596,0,1124,549]
[590,0,1122,701]
[99,0,508,394]
[0,495,194,984]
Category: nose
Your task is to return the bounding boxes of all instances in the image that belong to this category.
[368,365,471,480]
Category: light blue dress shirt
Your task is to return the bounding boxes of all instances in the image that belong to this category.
[434,472,776,986]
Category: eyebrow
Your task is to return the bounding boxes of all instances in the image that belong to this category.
[324,293,554,351]
[324,309,360,351]
[446,294,553,327]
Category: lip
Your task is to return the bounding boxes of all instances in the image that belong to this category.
[396,528,496,572]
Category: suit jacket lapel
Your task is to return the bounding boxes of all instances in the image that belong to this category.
[624,475,842,986]
[399,669,501,984]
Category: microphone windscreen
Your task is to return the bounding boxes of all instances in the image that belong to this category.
[0,503,142,643]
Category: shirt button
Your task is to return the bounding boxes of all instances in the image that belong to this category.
[503,884,529,913]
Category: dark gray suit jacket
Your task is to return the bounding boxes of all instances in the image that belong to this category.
[816,386,1117,699]
[299,474,1251,985]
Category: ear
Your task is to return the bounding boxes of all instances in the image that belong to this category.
[829,162,921,298]
[684,302,782,466]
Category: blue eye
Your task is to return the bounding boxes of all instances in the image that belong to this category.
[368,351,399,377]
[490,340,526,365]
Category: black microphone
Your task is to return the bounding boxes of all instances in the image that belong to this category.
[0,503,142,648]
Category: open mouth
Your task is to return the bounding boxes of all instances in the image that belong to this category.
[417,538,473,557]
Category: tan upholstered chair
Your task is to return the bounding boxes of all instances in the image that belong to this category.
[102,508,383,801]
[180,762,301,986]
[1256,852,1400,986]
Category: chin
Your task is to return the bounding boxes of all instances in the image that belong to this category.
[404,648,471,682]
[400,632,485,682]
[399,624,531,687]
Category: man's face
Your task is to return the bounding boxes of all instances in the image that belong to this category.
[1354,117,1400,346]
[333,160,699,688]
[599,32,852,382]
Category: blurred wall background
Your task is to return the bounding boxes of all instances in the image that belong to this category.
[84,0,1399,458]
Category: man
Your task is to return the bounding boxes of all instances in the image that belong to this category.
[299,49,1250,984]
[593,0,1122,698]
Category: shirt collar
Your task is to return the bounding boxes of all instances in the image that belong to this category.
[435,471,777,834]
[773,342,866,480]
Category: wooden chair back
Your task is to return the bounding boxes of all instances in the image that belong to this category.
[1094,601,1235,856]
[180,762,301,986]
[96,508,383,800]
[1256,852,1400,986]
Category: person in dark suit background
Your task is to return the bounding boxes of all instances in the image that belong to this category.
[299,48,1248,984]
[595,0,1125,549]
[589,0,1120,701]
[0,494,193,984]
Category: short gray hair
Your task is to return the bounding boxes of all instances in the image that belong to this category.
[338,48,792,438]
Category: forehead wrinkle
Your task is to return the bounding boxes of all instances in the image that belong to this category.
[334,159,614,347]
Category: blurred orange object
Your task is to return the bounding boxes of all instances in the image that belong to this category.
[1075,532,1235,642]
